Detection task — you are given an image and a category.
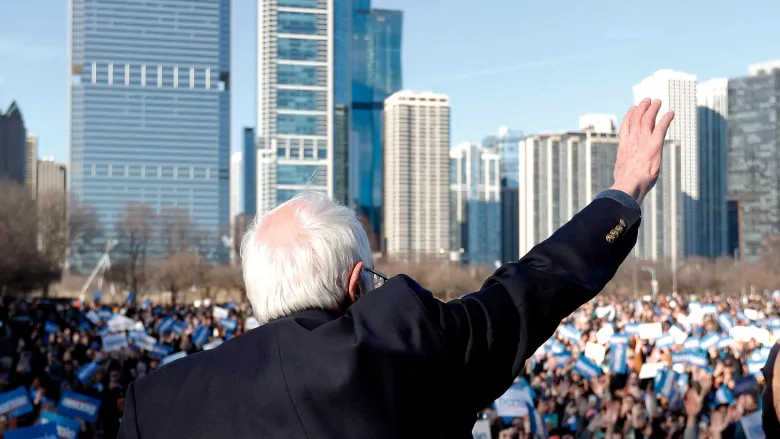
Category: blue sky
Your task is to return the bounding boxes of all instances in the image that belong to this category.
[0,0,778,161]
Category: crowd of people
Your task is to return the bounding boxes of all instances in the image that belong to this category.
[0,291,774,438]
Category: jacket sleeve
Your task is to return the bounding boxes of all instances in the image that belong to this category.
[117,382,141,439]
[417,193,641,410]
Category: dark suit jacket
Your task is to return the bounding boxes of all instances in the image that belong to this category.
[118,196,640,439]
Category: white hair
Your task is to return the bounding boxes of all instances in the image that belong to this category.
[240,191,374,324]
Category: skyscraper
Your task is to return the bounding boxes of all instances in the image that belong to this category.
[383,91,450,261]
[697,78,729,260]
[450,142,501,266]
[26,134,38,195]
[255,0,350,214]
[482,127,523,263]
[69,0,231,260]
[518,130,619,256]
[633,70,698,256]
[727,63,780,261]
[634,141,684,265]
[351,2,403,239]
[37,158,68,197]
[230,152,244,223]
[0,101,27,184]
[243,127,257,217]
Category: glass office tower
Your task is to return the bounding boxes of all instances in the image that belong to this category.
[351,1,402,242]
[255,0,351,214]
[69,0,231,262]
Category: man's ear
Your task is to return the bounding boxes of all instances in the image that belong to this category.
[347,262,364,303]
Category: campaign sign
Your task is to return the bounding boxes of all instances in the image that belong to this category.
[494,379,534,417]
[700,333,720,350]
[192,325,209,346]
[157,318,175,334]
[558,324,582,343]
[38,410,81,439]
[609,340,628,374]
[0,387,34,417]
[573,356,602,379]
[172,321,187,335]
[655,334,674,349]
[3,422,58,439]
[101,333,128,352]
[741,411,765,439]
[135,333,157,352]
[219,318,238,331]
[98,309,112,320]
[212,306,229,320]
[76,362,98,384]
[162,351,187,366]
[471,419,491,439]
[58,391,101,423]
[44,322,59,334]
[151,343,173,358]
[203,338,223,350]
[85,311,100,325]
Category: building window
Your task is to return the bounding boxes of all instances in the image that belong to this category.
[91,164,96,176]
[189,67,195,89]
[125,64,130,85]
[190,167,195,179]
[108,63,114,85]
[141,165,146,177]
[205,168,211,180]
[157,65,163,87]
[125,165,129,177]
[206,68,211,89]
[277,64,321,86]
[141,65,147,86]
[173,66,179,88]
[277,114,325,136]
[277,89,323,111]
[277,164,327,186]
[91,62,97,84]
[108,164,113,176]
[278,38,322,62]
[278,12,320,35]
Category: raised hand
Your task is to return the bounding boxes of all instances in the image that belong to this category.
[612,98,675,204]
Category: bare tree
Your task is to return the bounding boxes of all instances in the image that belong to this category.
[36,193,69,294]
[151,252,207,306]
[113,201,156,298]
[67,196,103,272]
[0,181,39,292]
[205,264,245,300]
[158,207,194,257]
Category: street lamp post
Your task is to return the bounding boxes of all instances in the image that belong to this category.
[641,266,658,294]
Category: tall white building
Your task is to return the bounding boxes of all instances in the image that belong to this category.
[230,152,244,222]
[383,91,451,261]
[26,134,38,196]
[518,130,619,255]
[697,78,729,260]
[634,141,684,265]
[633,70,698,256]
[37,158,67,197]
[255,0,350,214]
[450,142,501,265]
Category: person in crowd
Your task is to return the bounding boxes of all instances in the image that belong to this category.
[115,99,673,438]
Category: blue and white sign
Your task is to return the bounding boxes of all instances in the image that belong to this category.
[44,322,59,334]
[748,359,764,375]
[152,343,173,358]
[740,411,766,439]
[192,325,209,346]
[716,386,735,405]
[157,318,174,334]
[701,333,720,350]
[3,422,58,439]
[85,311,100,325]
[671,350,708,368]
[624,323,641,335]
[558,324,582,343]
[203,338,223,351]
[171,321,187,335]
[683,337,701,350]
[98,309,112,320]
[38,410,81,439]
[57,391,101,423]
[162,351,187,366]
[719,313,735,332]
[573,356,602,378]
[655,334,674,349]
[609,338,628,374]
[76,362,98,384]
[135,333,157,352]
[219,318,238,332]
[702,304,718,315]
[0,387,34,417]
[101,333,128,352]
[494,379,534,417]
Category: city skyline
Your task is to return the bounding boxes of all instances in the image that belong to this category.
[2,0,778,161]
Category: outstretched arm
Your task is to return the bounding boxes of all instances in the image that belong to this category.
[422,99,674,410]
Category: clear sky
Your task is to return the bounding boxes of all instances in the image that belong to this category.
[0,0,778,162]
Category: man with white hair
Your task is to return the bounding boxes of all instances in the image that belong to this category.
[119,99,674,438]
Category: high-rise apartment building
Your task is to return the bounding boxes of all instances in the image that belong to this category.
[255,0,350,215]
[449,142,501,266]
[727,64,780,261]
[69,0,231,261]
[37,158,68,197]
[633,70,698,256]
[482,127,523,263]
[351,1,403,239]
[518,130,619,255]
[697,78,729,260]
[0,101,27,184]
[230,152,244,223]
[243,127,257,217]
[26,134,38,195]
[383,91,450,261]
[634,141,684,265]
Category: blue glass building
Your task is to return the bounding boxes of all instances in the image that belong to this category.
[482,127,523,262]
[243,127,257,217]
[69,0,231,263]
[350,1,403,241]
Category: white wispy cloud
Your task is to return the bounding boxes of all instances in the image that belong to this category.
[0,39,63,62]
[427,44,635,86]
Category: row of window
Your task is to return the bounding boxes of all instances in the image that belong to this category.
[79,164,220,179]
[278,38,327,62]
[76,62,222,90]
[278,12,326,35]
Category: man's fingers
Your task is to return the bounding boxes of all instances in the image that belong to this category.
[631,98,651,133]
[620,106,636,136]
[641,100,662,134]
[652,110,675,143]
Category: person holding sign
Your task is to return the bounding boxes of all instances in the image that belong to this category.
[119,101,674,438]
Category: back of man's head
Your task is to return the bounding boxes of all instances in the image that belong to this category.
[240,191,373,324]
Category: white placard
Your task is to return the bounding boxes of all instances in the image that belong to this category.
[639,363,665,379]
[245,317,260,331]
[744,309,760,321]
[639,322,663,340]
[669,325,688,345]
[472,419,491,439]
[212,306,229,320]
[108,315,135,333]
[596,306,614,319]
[203,338,224,350]
[596,325,614,345]
[585,342,607,364]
